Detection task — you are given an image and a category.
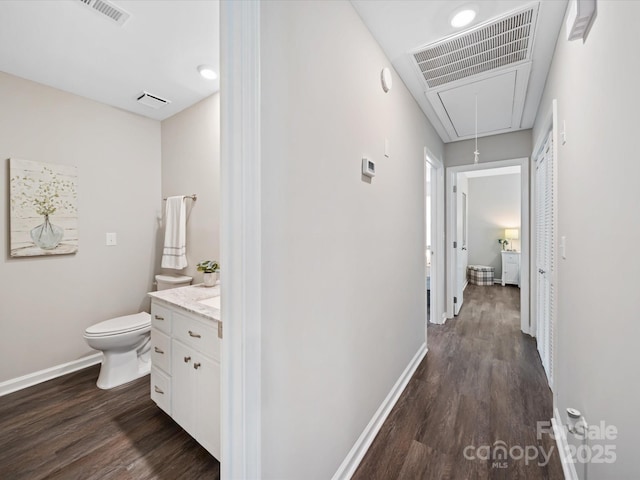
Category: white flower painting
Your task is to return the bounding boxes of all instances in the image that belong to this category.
[10,158,78,257]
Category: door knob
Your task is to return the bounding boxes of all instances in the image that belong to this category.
[184,356,191,363]
[194,362,201,370]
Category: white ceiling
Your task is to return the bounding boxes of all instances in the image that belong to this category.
[0,0,564,134]
[0,0,219,121]
[351,0,568,143]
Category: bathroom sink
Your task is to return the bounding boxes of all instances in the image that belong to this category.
[198,296,221,309]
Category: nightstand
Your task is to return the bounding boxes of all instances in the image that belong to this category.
[501,251,520,287]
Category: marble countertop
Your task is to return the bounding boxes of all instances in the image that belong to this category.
[148,284,221,322]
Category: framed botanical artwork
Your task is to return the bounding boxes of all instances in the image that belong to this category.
[9,158,78,257]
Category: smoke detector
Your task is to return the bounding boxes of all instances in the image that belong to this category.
[76,0,130,26]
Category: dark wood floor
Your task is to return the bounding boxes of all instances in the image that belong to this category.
[353,284,563,480]
[0,365,219,480]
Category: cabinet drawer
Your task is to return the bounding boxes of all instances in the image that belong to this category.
[151,303,172,334]
[173,312,220,361]
[151,366,171,415]
[503,254,519,265]
[151,329,171,374]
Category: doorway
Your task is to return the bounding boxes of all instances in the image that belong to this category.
[425,148,445,325]
[446,158,530,333]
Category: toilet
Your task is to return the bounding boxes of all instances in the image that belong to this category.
[84,274,192,389]
[155,274,193,290]
[84,312,152,389]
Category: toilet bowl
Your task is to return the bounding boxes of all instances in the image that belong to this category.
[83,312,151,389]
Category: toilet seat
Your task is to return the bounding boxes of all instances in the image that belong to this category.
[84,312,151,337]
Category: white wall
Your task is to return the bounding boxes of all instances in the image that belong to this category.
[259,1,443,478]
[445,130,532,168]
[0,71,161,383]
[468,173,521,277]
[160,93,220,282]
[533,2,640,478]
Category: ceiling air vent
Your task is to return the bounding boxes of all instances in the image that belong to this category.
[76,0,130,26]
[136,92,171,109]
[411,4,538,89]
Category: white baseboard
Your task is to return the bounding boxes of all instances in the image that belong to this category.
[331,343,428,480]
[553,408,579,480]
[0,353,102,397]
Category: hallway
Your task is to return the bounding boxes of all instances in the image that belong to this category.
[353,284,563,479]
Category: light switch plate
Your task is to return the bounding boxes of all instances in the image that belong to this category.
[106,232,117,246]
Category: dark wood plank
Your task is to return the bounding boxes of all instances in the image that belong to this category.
[0,366,219,480]
[353,284,564,480]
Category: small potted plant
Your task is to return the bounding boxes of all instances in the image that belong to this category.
[498,238,509,251]
[197,260,220,287]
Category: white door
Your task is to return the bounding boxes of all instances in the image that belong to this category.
[535,132,555,387]
[426,162,433,321]
[454,174,468,315]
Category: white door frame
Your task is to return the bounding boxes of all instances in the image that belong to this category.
[425,148,446,325]
[446,158,531,334]
[220,1,262,478]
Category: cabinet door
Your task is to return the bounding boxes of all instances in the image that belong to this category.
[171,340,221,459]
[195,355,221,459]
[504,263,518,283]
[171,340,197,440]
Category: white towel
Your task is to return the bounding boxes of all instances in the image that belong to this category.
[161,196,188,269]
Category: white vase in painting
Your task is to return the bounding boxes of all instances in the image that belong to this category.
[203,272,218,287]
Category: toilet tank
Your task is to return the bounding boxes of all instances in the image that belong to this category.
[155,274,193,291]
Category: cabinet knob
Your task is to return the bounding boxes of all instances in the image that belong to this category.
[184,356,191,363]
[194,362,201,370]
[154,315,164,320]
[188,330,202,338]
[154,386,164,394]
[154,347,164,354]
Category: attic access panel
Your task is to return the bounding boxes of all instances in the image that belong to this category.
[438,71,517,138]
[410,3,538,141]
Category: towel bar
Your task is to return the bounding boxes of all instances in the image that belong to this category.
[163,194,197,201]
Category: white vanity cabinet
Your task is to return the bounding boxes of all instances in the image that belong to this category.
[501,251,521,287]
[150,299,221,459]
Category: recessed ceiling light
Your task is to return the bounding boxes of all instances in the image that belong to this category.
[198,65,218,80]
[450,8,477,28]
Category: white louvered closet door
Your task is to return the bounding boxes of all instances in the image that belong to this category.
[536,132,555,388]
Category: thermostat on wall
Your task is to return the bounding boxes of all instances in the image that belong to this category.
[362,157,376,177]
